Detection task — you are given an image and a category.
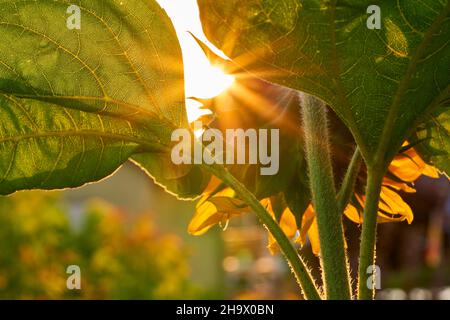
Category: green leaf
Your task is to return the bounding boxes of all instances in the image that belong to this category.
[132,154,211,199]
[198,0,450,167]
[413,107,450,176]
[0,0,209,197]
[0,94,160,194]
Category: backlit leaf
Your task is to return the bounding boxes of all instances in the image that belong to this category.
[198,0,450,167]
[0,0,209,197]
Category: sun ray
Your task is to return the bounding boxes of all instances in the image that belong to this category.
[157,0,235,122]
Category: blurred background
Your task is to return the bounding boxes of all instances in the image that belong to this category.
[0,164,448,299]
[0,0,448,300]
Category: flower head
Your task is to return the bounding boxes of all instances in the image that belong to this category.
[188,143,441,255]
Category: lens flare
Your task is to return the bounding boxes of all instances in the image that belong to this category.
[157,0,235,122]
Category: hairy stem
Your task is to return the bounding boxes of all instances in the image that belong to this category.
[203,163,322,300]
[300,93,352,300]
[337,147,362,213]
[357,168,384,300]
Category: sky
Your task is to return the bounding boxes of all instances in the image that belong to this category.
[156,0,234,122]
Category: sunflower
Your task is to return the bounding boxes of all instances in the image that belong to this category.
[188,143,441,255]
[186,69,443,256]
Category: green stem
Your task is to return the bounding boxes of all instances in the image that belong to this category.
[203,163,322,300]
[337,147,362,213]
[300,93,351,300]
[357,167,384,300]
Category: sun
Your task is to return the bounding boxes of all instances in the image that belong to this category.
[195,65,235,99]
[157,0,235,122]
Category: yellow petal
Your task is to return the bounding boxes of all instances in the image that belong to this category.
[379,187,413,224]
[267,233,279,255]
[344,204,362,224]
[388,155,423,182]
[294,204,321,255]
[188,201,224,236]
[265,199,299,254]
[279,207,298,239]
[355,194,365,207]
[376,212,409,223]
[389,144,439,182]
[260,198,271,209]
[197,176,235,210]
[355,189,413,224]
[308,218,320,256]
[383,177,416,193]
[298,205,315,245]
[422,164,440,178]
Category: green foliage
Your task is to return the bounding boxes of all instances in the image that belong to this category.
[0,0,209,198]
[413,108,450,176]
[0,192,198,299]
[197,0,450,167]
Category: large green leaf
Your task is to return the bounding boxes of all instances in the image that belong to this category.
[0,0,209,197]
[198,0,450,167]
[0,94,161,194]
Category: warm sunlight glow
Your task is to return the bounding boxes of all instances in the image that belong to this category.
[200,66,235,99]
[186,99,210,124]
[157,0,235,121]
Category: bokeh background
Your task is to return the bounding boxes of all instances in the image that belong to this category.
[0,163,448,299]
